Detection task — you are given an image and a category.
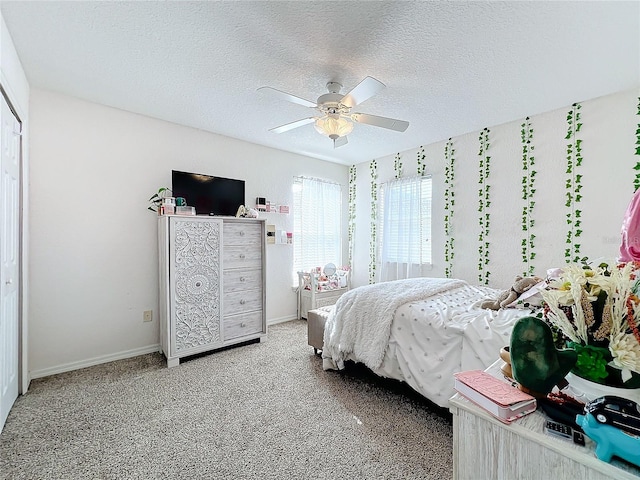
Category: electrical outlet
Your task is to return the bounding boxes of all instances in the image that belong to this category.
[143,310,153,322]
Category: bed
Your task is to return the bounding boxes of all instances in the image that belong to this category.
[321,277,536,408]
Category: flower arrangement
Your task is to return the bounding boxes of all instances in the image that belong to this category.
[541,261,640,387]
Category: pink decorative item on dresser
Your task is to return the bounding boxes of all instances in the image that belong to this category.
[454,370,537,423]
[620,189,640,262]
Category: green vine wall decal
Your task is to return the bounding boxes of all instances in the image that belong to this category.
[444,139,455,278]
[520,117,537,276]
[417,146,426,176]
[369,159,378,284]
[565,103,584,262]
[394,153,403,179]
[477,128,491,285]
[348,165,357,269]
[634,97,640,192]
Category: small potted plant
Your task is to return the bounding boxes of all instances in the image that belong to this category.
[148,187,172,214]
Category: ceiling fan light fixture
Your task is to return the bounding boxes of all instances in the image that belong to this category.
[260,76,409,140]
[314,116,353,139]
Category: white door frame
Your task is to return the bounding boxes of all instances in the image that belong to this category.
[0,86,23,432]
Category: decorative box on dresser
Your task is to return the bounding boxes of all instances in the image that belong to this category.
[158,216,266,367]
[449,360,640,480]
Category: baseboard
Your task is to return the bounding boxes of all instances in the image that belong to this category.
[30,318,300,379]
[267,315,299,326]
[29,344,162,380]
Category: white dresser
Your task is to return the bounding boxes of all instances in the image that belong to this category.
[158,216,266,367]
[449,361,640,480]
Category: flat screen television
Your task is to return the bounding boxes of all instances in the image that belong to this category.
[172,170,245,216]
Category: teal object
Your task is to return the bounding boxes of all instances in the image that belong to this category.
[577,413,640,466]
[510,316,578,395]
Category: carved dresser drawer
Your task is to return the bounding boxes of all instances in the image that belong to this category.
[224,311,263,340]
[223,222,262,247]
[223,289,263,316]
[222,246,262,269]
[223,268,262,292]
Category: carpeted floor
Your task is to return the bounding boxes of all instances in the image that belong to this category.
[0,320,453,479]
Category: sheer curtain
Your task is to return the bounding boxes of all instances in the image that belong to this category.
[378,175,432,282]
[293,177,342,283]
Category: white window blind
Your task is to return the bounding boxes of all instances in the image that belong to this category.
[293,177,342,282]
[378,175,432,281]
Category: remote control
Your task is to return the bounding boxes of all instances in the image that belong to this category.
[545,420,572,439]
[545,420,585,445]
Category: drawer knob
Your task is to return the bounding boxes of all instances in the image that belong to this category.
[240,299,246,305]
[240,276,245,282]
[240,231,245,236]
[240,254,245,259]
[240,322,246,327]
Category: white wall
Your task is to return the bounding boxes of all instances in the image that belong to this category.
[352,88,640,290]
[23,70,640,376]
[28,89,348,376]
[1,11,30,392]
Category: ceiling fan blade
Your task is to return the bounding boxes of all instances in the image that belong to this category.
[351,113,409,132]
[257,86,317,108]
[340,76,385,108]
[334,136,348,149]
[269,117,316,134]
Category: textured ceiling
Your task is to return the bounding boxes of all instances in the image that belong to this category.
[1,1,639,165]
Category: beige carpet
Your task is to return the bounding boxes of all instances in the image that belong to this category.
[0,320,453,479]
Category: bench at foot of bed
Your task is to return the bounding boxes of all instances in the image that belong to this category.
[307,306,334,354]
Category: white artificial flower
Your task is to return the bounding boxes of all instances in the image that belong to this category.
[562,265,591,283]
[583,267,614,298]
[609,332,640,378]
[544,279,575,305]
[540,292,581,343]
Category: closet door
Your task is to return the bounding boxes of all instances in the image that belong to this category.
[0,93,21,433]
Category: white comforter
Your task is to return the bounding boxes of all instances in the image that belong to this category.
[322,277,465,371]
[322,279,534,408]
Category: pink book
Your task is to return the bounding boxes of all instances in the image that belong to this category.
[454,370,537,423]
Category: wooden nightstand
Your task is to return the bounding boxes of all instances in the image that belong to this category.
[449,360,640,479]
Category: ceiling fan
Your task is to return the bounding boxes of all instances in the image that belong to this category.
[258,76,409,149]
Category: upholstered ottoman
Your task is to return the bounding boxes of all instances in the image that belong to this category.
[307,305,334,354]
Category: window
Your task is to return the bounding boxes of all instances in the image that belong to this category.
[378,175,432,281]
[292,177,342,282]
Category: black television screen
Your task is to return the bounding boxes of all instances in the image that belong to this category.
[172,170,245,216]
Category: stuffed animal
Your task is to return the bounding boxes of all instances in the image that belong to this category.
[480,276,542,310]
[235,205,259,218]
